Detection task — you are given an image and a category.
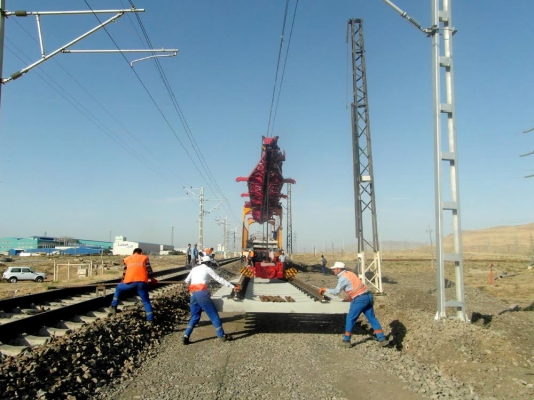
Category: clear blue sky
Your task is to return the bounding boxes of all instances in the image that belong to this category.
[1,1,533,253]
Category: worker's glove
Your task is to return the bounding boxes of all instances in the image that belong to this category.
[150,278,158,285]
[318,288,327,296]
[233,284,241,292]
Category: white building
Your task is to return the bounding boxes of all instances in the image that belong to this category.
[112,236,173,256]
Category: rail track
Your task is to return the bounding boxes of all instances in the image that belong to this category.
[0,257,241,357]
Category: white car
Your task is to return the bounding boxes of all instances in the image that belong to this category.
[2,266,47,283]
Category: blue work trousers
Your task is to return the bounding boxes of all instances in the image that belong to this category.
[184,290,225,338]
[344,292,385,341]
[111,282,153,321]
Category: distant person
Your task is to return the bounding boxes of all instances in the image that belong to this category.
[192,244,199,266]
[247,249,255,266]
[321,255,327,274]
[186,244,192,265]
[319,261,388,348]
[278,250,286,268]
[183,255,239,344]
[110,248,157,323]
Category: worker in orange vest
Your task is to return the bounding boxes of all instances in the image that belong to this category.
[319,261,388,347]
[110,248,157,322]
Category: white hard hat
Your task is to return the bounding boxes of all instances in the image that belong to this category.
[329,261,346,270]
[201,255,212,263]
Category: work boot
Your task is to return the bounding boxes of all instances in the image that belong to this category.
[109,306,117,315]
[183,336,190,345]
[378,339,389,347]
[219,335,232,343]
[340,340,352,348]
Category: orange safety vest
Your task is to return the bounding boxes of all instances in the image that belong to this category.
[342,270,368,299]
[123,253,149,283]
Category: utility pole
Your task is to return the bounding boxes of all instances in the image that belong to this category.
[286,182,293,256]
[347,18,383,294]
[216,217,228,256]
[384,0,466,321]
[184,186,224,251]
[0,0,5,109]
[199,187,205,249]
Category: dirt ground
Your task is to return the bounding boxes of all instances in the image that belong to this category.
[0,254,188,299]
[289,251,534,399]
[2,251,533,398]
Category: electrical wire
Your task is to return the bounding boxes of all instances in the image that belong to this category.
[4,38,169,180]
[119,0,240,225]
[265,0,291,138]
[269,0,299,138]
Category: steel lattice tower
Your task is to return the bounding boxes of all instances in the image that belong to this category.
[286,182,293,256]
[347,18,383,293]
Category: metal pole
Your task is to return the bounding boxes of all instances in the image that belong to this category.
[0,0,6,110]
[199,187,204,249]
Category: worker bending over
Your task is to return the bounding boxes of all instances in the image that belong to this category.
[110,248,157,322]
[183,255,238,344]
[319,261,388,347]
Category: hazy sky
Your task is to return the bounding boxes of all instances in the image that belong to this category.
[1,1,533,252]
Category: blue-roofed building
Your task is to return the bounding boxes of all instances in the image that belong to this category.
[0,236,113,255]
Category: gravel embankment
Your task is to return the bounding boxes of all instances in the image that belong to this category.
[1,261,533,399]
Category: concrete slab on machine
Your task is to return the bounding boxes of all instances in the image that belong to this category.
[212,279,349,314]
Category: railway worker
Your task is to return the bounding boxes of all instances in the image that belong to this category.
[209,249,220,268]
[247,248,255,266]
[319,261,388,348]
[110,248,157,323]
[183,255,239,344]
[186,244,192,266]
[321,255,327,274]
[278,250,286,268]
[192,244,199,266]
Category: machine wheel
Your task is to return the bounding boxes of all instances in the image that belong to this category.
[35,276,44,283]
[8,277,17,283]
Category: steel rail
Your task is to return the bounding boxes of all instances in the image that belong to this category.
[287,277,330,303]
[0,258,241,345]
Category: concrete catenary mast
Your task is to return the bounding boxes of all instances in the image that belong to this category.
[383,0,466,320]
[347,18,383,294]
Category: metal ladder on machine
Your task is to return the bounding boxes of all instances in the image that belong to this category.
[347,18,383,294]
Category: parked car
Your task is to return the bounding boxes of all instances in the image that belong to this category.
[2,266,47,283]
[0,257,13,262]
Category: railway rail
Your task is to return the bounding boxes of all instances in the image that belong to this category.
[0,257,241,357]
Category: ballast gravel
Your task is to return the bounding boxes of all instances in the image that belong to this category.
[1,260,533,399]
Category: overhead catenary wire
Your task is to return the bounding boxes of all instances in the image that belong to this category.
[269,0,299,138]
[120,0,241,225]
[85,0,238,226]
[265,0,291,138]
[7,17,185,185]
[4,38,169,181]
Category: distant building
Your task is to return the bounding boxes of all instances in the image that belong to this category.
[112,236,173,256]
[0,236,113,255]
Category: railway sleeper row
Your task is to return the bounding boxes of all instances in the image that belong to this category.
[0,275,185,358]
[0,259,240,358]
